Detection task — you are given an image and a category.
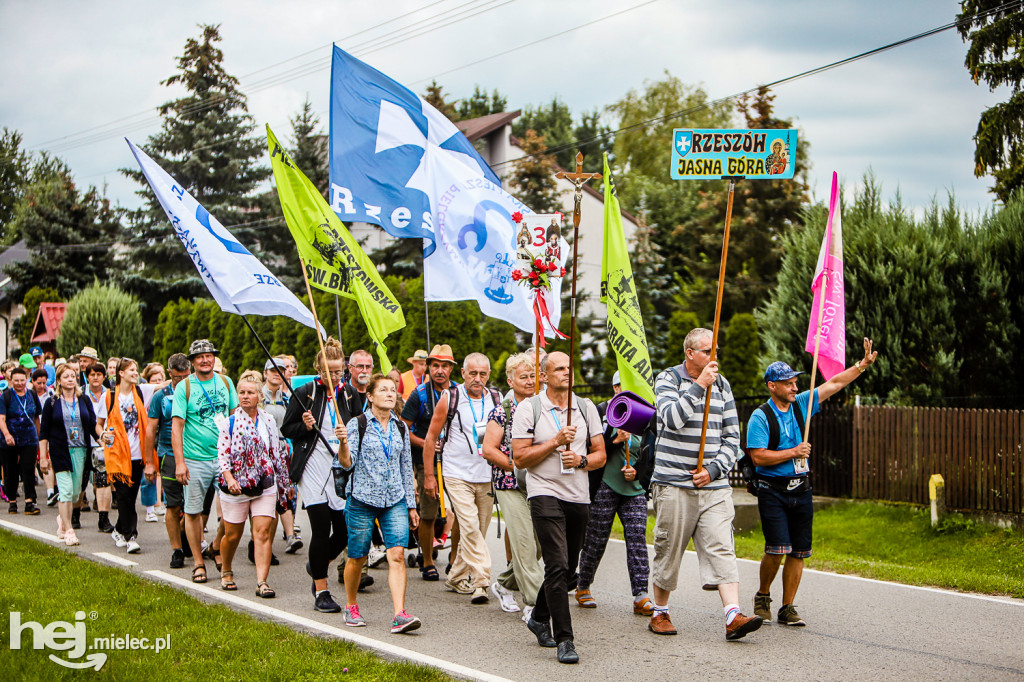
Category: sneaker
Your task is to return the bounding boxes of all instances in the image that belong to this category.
[490,582,520,612]
[24,502,40,515]
[111,530,127,548]
[7,502,16,514]
[359,573,374,591]
[56,515,66,540]
[754,592,773,623]
[145,510,158,523]
[314,591,342,614]
[344,604,366,627]
[725,612,763,641]
[70,510,81,529]
[64,529,80,546]
[521,605,534,624]
[367,545,387,568]
[470,587,489,604]
[777,604,806,627]
[526,617,557,648]
[390,610,421,634]
[97,516,114,534]
[649,612,677,635]
[155,505,167,516]
[169,549,185,569]
[285,534,303,554]
[444,577,474,595]
[47,491,59,507]
[270,553,280,566]
[126,538,141,554]
[557,640,579,664]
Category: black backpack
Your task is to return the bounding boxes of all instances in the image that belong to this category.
[737,400,805,495]
[439,386,501,456]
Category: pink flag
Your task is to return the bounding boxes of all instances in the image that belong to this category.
[805,172,846,380]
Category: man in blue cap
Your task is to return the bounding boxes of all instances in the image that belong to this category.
[29,347,55,387]
[746,337,877,626]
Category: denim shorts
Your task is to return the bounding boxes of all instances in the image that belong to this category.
[756,482,813,558]
[345,496,409,559]
[183,458,219,516]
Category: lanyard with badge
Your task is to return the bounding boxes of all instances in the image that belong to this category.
[13,391,31,424]
[549,406,575,475]
[62,395,81,443]
[772,401,808,475]
[199,378,227,429]
[325,398,341,453]
[465,388,487,456]
[372,418,395,461]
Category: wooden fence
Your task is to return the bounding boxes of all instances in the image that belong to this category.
[853,406,1024,515]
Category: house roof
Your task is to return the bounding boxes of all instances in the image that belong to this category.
[31,302,66,343]
[0,240,30,305]
[456,110,521,142]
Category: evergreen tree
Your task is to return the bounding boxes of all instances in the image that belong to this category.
[958,1,1024,201]
[573,109,615,175]
[456,86,507,120]
[5,157,121,299]
[1,127,31,242]
[423,80,459,122]
[57,282,144,362]
[507,130,563,213]
[119,24,271,332]
[665,310,700,367]
[512,98,576,170]
[720,312,764,398]
[629,196,673,368]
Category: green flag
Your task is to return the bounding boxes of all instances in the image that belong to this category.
[601,153,655,403]
[267,125,404,373]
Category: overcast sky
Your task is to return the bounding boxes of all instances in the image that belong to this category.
[0,0,1005,218]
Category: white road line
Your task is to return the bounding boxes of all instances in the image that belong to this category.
[606,538,1024,606]
[144,570,513,682]
[93,552,138,567]
[0,518,63,544]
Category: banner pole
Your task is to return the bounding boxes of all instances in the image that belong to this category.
[299,255,344,435]
[695,177,738,474]
[334,294,344,357]
[535,313,541,396]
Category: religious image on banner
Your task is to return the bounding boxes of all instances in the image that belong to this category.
[510,212,568,344]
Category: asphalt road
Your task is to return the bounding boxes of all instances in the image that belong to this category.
[4,502,1023,681]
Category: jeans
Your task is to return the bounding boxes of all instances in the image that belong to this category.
[345,497,409,559]
[530,494,589,644]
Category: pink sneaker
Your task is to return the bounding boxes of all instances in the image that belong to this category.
[64,529,80,546]
[57,515,66,540]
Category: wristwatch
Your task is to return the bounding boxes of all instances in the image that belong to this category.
[577,454,588,470]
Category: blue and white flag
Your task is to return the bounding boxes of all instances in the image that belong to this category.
[126,138,320,332]
[328,46,564,335]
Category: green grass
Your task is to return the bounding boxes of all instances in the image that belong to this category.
[0,530,451,681]
[611,500,1024,598]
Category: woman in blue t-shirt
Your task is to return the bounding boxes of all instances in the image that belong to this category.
[0,365,43,514]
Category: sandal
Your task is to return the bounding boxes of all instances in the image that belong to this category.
[633,596,654,616]
[256,581,276,599]
[220,571,237,591]
[191,566,207,584]
[420,565,440,581]
[576,589,597,608]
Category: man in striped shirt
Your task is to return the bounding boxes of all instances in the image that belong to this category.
[647,328,763,641]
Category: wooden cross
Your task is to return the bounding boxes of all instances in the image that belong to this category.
[556,152,602,228]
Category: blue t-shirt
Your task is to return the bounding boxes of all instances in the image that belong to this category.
[0,388,42,446]
[45,365,56,387]
[147,384,176,460]
[746,389,819,478]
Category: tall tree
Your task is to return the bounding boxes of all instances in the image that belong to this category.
[573,109,615,174]
[513,98,576,170]
[958,1,1024,202]
[423,80,459,122]
[4,159,121,299]
[506,130,562,213]
[456,85,507,121]
[1,128,31,243]
[119,24,271,329]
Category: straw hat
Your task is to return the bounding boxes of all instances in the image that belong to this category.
[426,344,455,365]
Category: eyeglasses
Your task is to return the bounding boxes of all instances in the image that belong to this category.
[351,364,373,370]
[690,347,719,356]
[325,369,346,378]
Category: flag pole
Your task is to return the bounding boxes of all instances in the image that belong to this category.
[535,314,541,396]
[334,295,344,355]
[798,271,827,468]
[299,256,344,434]
[695,177,739,474]
[423,247,432,350]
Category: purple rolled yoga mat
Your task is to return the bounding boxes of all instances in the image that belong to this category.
[606,391,656,433]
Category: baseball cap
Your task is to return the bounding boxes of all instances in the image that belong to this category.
[29,346,43,357]
[188,339,219,358]
[264,358,285,372]
[18,353,35,368]
[763,361,803,385]
[612,371,621,386]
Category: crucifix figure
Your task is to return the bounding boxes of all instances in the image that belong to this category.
[554,152,601,426]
